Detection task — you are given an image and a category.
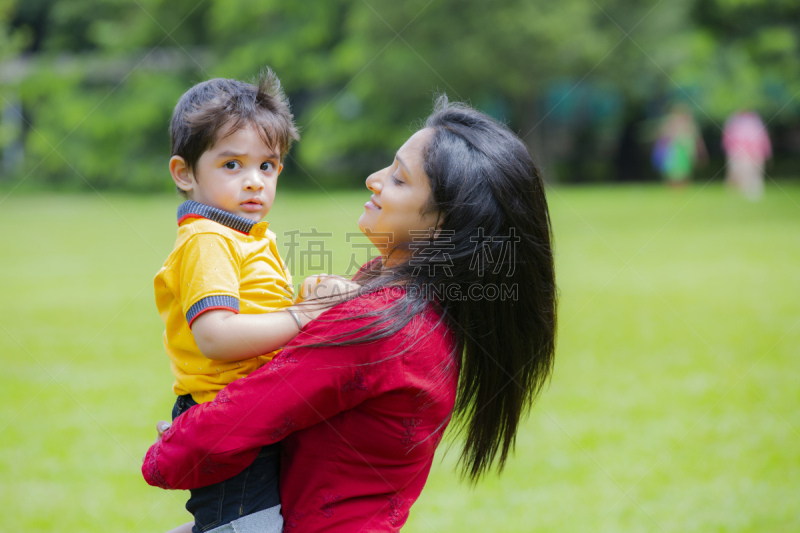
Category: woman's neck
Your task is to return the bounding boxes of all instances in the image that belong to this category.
[380,249,411,269]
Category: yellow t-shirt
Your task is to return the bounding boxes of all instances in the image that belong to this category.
[154,201,294,403]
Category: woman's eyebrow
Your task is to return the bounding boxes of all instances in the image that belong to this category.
[395,154,411,175]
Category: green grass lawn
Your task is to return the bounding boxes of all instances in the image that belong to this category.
[1,183,798,531]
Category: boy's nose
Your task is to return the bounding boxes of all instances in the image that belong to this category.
[244,171,265,190]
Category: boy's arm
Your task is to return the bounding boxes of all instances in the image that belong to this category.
[192,276,359,362]
[192,307,306,362]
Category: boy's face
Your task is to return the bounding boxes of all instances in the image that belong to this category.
[172,123,283,223]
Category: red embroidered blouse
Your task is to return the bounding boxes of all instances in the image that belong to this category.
[143,287,459,532]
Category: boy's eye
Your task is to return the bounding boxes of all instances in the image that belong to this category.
[261,161,274,171]
[224,161,240,170]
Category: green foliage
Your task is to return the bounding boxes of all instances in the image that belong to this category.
[679,0,800,120]
[0,0,799,190]
[0,0,25,59]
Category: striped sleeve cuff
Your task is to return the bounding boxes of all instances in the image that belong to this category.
[186,295,239,328]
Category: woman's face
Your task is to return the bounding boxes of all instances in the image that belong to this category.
[358,128,440,261]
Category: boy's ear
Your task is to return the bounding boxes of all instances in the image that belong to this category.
[169,156,194,193]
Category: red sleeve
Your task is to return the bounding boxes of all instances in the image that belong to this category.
[142,292,405,490]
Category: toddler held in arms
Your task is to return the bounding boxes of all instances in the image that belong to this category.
[152,69,353,533]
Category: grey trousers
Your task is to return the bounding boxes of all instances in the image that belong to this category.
[205,505,283,533]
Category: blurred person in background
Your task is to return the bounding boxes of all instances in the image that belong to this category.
[652,104,707,187]
[722,110,772,201]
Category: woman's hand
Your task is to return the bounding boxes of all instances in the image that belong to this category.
[143,421,172,463]
[156,420,172,438]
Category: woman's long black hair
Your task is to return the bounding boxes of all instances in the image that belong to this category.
[307,96,557,481]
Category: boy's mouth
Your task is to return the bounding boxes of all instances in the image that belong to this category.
[241,199,263,211]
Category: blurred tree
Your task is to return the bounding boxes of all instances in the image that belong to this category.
[0,0,798,190]
[248,0,696,182]
[2,0,210,190]
[681,0,800,120]
[0,0,32,175]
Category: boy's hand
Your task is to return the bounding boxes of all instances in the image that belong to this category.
[307,275,359,300]
[296,274,324,303]
[299,274,358,302]
[291,275,359,326]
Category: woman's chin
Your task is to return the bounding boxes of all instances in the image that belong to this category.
[357,214,371,235]
[358,225,390,250]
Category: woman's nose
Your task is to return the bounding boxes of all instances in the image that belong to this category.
[366,171,381,193]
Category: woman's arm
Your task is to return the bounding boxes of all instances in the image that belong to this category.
[143,294,403,490]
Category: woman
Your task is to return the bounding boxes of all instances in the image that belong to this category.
[143,98,557,531]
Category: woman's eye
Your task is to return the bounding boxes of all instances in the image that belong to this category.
[261,161,274,171]
[224,161,240,170]
[392,175,403,185]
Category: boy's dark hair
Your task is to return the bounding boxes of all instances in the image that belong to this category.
[170,68,300,195]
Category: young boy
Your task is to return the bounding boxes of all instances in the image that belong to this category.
[154,70,332,533]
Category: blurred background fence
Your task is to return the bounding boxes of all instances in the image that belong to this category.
[1,0,799,192]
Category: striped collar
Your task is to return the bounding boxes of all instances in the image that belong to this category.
[177,200,269,238]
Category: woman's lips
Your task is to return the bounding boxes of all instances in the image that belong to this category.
[365,196,381,210]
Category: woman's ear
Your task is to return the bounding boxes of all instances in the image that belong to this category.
[432,213,444,239]
[169,156,194,193]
